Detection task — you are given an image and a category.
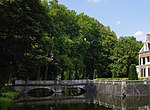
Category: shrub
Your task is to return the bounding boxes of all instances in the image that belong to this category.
[128,64,138,80]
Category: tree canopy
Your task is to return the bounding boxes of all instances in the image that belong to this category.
[0,0,143,89]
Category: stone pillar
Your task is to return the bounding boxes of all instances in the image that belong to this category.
[141,58,143,65]
[148,67,150,76]
[121,80,126,95]
[146,66,148,77]
[138,67,141,77]
[145,57,148,64]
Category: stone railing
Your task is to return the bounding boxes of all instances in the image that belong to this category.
[90,80,150,85]
[15,80,88,86]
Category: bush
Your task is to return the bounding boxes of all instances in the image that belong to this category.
[0,91,19,109]
[128,64,138,80]
[0,98,11,108]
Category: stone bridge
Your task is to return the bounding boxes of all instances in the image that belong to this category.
[14,80,150,96]
[14,80,88,94]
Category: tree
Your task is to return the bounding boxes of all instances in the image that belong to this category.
[77,14,117,79]
[0,0,51,88]
[0,0,143,88]
[128,64,138,80]
[110,36,143,78]
[48,2,81,80]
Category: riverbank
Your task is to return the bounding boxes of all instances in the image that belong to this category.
[0,86,19,109]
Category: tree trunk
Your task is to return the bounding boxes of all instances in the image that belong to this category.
[45,63,48,80]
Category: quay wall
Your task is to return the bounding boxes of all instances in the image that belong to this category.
[86,80,150,96]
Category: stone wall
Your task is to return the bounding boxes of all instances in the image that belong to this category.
[86,80,150,96]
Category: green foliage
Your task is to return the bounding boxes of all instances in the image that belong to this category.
[0,0,51,86]
[128,64,138,80]
[76,13,117,79]
[1,92,19,99]
[110,37,143,78]
[0,98,11,109]
[96,78,128,80]
[0,89,19,109]
[0,0,143,89]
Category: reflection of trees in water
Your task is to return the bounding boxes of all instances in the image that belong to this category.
[27,87,86,98]
[62,87,86,96]
[54,103,112,110]
[27,88,54,97]
[87,93,150,110]
[10,93,150,110]
[10,103,112,110]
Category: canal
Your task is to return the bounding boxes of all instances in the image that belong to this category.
[7,80,150,110]
[7,93,150,110]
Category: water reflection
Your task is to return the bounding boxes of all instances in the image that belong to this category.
[28,88,54,98]
[9,102,112,110]
[8,93,150,110]
[88,94,150,110]
[62,87,86,96]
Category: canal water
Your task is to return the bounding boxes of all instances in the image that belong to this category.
[7,92,150,110]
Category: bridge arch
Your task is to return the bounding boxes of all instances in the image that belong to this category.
[27,87,54,97]
[20,86,55,94]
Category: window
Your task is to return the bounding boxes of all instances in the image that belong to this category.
[144,68,146,77]
[148,43,150,50]
[148,68,150,76]
[147,57,150,62]
[141,69,143,77]
[143,58,145,64]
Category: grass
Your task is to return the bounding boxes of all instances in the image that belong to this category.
[96,77,150,81]
[138,77,150,80]
[0,97,12,108]
[96,78,128,80]
[0,86,19,109]
[1,91,19,99]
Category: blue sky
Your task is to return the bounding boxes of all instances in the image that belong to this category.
[58,0,150,41]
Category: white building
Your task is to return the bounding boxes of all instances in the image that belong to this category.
[137,33,150,77]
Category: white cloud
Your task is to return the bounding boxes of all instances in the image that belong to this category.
[146,32,150,35]
[115,21,121,25]
[88,0,103,3]
[134,31,143,37]
[134,31,145,41]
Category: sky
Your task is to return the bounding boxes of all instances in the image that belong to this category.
[58,0,150,42]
